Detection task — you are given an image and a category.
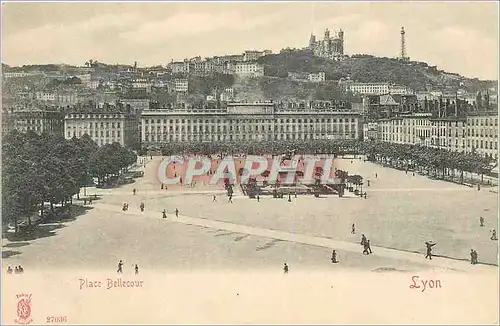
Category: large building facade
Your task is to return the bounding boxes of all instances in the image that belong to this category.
[64,106,140,147]
[140,102,361,146]
[2,108,64,136]
[373,111,498,160]
[466,112,498,159]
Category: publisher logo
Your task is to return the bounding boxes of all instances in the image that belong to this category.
[15,293,33,325]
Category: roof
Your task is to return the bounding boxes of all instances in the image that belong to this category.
[379,94,398,106]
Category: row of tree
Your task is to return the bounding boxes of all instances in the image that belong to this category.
[2,131,137,231]
[158,139,494,183]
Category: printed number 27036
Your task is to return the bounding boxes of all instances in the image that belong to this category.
[46,316,67,323]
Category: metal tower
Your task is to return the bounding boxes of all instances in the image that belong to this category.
[400,27,409,62]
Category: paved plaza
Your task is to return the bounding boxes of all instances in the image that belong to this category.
[2,157,498,272]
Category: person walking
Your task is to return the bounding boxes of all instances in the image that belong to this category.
[351,223,356,234]
[140,202,145,212]
[134,264,139,275]
[175,208,179,217]
[360,234,367,246]
[133,188,136,195]
[491,229,497,241]
[366,240,372,254]
[425,242,436,260]
[257,195,260,202]
[362,241,370,255]
[331,250,338,263]
[283,263,289,274]
[117,260,124,274]
[162,210,167,219]
[7,266,13,274]
[470,249,478,265]
[480,216,484,227]
[213,195,217,202]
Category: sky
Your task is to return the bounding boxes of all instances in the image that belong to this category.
[1,1,498,80]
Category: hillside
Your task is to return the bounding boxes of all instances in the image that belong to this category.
[258,50,496,92]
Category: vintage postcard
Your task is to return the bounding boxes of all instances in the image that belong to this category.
[1,1,499,324]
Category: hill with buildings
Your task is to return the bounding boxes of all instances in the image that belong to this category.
[258,50,496,93]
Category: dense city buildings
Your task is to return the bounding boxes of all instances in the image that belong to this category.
[168,50,271,76]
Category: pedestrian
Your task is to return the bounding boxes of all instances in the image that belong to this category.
[480,216,484,227]
[362,241,370,255]
[477,184,480,191]
[18,265,24,274]
[351,223,356,234]
[491,229,497,241]
[140,202,145,212]
[122,203,127,212]
[162,210,167,219]
[7,266,13,274]
[213,195,216,202]
[161,184,164,189]
[133,188,136,195]
[175,208,179,217]
[117,260,123,274]
[412,172,415,176]
[89,198,92,205]
[257,195,260,202]
[470,249,478,265]
[134,264,139,275]
[367,180,370,187]
[360,234,367,246]
[288,194,292,202]
[425,241,436,260]
[367,240,372,254]
[331,250,338,263]
[283,263,289,274]
[375,173,378,178]
[294,192,297,198]
[14,266,19,274]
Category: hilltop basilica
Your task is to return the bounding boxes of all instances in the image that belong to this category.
[308,28,345,60]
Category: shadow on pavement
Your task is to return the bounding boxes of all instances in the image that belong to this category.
[2,250,21,259]
[2,242,30,248]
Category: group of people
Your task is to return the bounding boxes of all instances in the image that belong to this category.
[162,208,179,219]
[117,260,140,275]
[470,249,479,265]
[6,265,24,274]
[122,202,149,213]
[479,216,497,241]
